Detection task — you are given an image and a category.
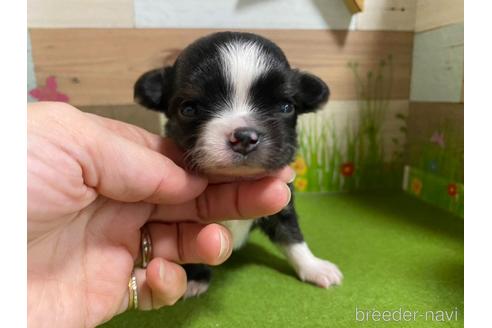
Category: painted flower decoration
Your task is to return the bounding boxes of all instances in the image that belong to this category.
[294,177,308,192]
[447,183,458,197]
[340,162,355,177]
[411,178,423,196]
[29,76,69,102]
[291,156,308,176]
[430,131,445,148]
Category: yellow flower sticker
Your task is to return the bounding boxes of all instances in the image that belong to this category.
[291,156,308,176]
[411,178,423,196]
[294,177,308,192]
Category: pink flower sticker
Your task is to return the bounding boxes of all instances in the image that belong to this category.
[430,131,445,148]
[29,76,69,102]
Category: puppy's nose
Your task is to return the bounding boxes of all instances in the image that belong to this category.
[229,127,260,155]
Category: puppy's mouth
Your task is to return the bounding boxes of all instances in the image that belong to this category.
[185,144,271,179]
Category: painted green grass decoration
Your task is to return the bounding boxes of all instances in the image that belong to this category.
[410,119,464,183]
[295,115,340,192]
[294,55,405,192]
[403,117,463,216]
[403,166,464,218]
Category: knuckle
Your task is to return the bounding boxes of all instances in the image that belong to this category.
[164,267,187,306]
[195,191,211,221]
[233,183,244,218]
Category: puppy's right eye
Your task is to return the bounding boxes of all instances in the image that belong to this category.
[279,102,295,115]
[180,105,197,118]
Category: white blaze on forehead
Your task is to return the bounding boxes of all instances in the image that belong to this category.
[218,40,271,114]
[191,40,271,171]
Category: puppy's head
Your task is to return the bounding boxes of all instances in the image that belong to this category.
[135,32,329,176]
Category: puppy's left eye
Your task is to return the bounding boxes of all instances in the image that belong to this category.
[279,102,294,114]
[179,104,197,118]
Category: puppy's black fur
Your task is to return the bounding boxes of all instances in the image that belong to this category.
[135,32,341,295]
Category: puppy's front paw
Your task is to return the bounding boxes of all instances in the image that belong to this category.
[297,258,343,288]
[183,280,210,299]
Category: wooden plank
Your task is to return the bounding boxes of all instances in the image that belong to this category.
[30,28,413,106]
[27,0,134,27]
[134,0,356,30]
[410,23,464,102]
[355,0,416,31]
[415,0,463,32]
[135,0,416,31]
[407,102,464,142]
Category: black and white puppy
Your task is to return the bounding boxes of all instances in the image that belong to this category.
[134,32,342,297]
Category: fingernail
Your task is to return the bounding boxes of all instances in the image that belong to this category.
[159,260,166,281]
[288,170,296,184]
[218,230,230,262]
[284,183,292,205]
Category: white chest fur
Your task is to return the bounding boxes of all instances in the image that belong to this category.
[221,219,255,250]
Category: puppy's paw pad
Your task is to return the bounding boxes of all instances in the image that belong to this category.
[298,258,343,288]
[183,280,210,299]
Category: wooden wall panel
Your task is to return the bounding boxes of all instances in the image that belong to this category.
[134,0,356,29]
[407,102,464,145]
[415,0,463,32]
[134,0,416,31]
[30,28,413,106]
[355,0,416,31]
[27,0,134,27]
[410,23,464,102]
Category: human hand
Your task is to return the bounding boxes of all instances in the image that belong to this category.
[27,102,293,328]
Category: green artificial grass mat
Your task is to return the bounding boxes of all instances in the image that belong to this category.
[101,191,463,328]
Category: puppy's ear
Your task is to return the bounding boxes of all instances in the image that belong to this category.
[134,66,174,113]
[293,71,330,114]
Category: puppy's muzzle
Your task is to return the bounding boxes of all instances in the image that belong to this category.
[229,127,260,155]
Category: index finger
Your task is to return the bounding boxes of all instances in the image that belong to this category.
[86,113,186,166]
[150,177,291,222]
[73,112,207,204]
